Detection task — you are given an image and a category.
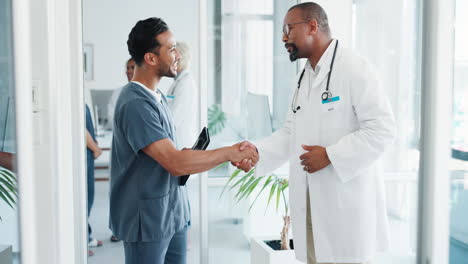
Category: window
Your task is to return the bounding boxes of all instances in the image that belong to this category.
[449,0,468,262]
[206,0,297,263]
[352,0,422,262]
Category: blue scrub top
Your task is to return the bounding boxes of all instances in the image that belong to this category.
[85,104,95,154]
[109,82,190,242]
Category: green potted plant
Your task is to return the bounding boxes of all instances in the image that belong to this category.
[221,168,300,264]
[0,167,17,221]
[208,104,226,136]
[0,167,17,262]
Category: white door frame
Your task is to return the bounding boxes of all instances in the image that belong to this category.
[417,0,454,263]
[12,0,37,262]
[198,0,209,263]
[13,0,87,263]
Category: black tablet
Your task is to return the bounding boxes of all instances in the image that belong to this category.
[179,127,210,186]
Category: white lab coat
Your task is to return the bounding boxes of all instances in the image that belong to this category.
[166,70,200,149]
[254,40,395,263]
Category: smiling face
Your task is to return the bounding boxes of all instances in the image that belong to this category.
[154,31,180,78]
[125,59,136,82]
[282,8,320,61]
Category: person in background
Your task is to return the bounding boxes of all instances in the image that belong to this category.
[234,2,395,264]
[107,58,136,242]
[110,17,258,264]
[86,104,104,256]
[166,42,199,150]
[166,42,199,250]
[107,58,136,130]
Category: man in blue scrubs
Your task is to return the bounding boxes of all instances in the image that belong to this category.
[109,17,259,264]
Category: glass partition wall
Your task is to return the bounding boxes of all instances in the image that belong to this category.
[353,0,422,262]
[0,0,20,263]
[449,0,468,262]
[205,0,297,263]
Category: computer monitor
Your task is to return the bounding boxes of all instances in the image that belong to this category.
[246,92,273,140]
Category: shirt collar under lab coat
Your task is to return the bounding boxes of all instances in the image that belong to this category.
[304,39,338,89]
[305,39,337,74]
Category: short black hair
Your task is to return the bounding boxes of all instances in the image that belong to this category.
[288,2,330,35]
[127,17,169,66]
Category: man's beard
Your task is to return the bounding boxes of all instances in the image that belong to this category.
[286,43,299,62]
[160,63,177,78]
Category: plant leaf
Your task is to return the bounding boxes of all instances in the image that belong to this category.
[266,182,277,212]
[219,169,242,198]
[0,180,17,201]
[208,104,226,136]
[1,174,16,189]
[248,175,274,211]
[0,186,15,209]
[280,179,288,191]
[228,173,251,196]
[244,177,263,198]
[0,169,16,184]
[0,178,16,193]
[0,169,18,208]
[276,180,282,212]
[229,169,255,190]
[236,176,262,203]
[233,175,256,200]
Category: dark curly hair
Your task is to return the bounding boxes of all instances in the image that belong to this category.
[127,17,169,66]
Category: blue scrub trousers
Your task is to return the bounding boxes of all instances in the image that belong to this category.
[87,149,95,242]
[124,225,188,264]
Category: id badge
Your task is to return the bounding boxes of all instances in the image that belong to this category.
[166,95,175,105]
[321,96,340,112]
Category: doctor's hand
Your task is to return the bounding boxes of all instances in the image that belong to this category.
[299,145,331,173]
[231,141,258,172]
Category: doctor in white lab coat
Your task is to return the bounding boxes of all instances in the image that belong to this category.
[235,3,395,264]
[107,58,135,130]
[166,42,199,149]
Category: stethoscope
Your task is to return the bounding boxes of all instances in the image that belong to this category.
[291,40,339,113]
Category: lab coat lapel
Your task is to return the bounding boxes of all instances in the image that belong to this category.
[311,39,337,90]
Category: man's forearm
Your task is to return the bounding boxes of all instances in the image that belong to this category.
[176,148,235,176]
[147,146,232,177]
[142,139,258,177]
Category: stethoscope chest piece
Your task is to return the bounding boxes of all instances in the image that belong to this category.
[321,91,332,101]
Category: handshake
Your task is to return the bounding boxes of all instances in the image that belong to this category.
[227,142,332,174]
[228,141,258,172]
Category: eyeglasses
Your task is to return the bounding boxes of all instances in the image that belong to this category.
[282,20,310,36]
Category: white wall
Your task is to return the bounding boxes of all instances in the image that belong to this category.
[83,0,200,93]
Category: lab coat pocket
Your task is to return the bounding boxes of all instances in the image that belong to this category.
[337,172,372,210]
[319,105,346,145]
